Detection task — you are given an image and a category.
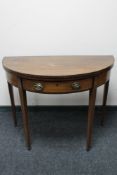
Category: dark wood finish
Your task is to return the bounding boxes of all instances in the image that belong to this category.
[7,82,17,127]
[6,72,18,87]
[86,79,97,151]
[101,81,110,126]
[18,78,31,150]
[3,56,114,80]
[2,56,114,151]
[5,70,111,89]
[95,70,110,87]
[22,78,93,94]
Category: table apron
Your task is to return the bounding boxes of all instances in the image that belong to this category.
[5,70,111,93]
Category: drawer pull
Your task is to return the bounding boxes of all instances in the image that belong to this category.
[34,83,43,91]
[72,82,80,90]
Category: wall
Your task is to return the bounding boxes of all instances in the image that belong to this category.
[0,0,117,106]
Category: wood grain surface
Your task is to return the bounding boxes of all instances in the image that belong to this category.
[2,55,114,150]
[3,56,114,77]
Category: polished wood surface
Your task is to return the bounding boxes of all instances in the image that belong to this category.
[7,82,17,127]
[3,56,114,78]
[87,80,97,151]
[101,81,110,126]
[5,69,111,94]
[22,78,93,94]
[18,78,31,150]
[2,55,114,151]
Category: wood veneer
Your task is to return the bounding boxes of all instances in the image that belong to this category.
[2,55,114,151]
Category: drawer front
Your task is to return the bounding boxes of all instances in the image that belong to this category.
[22,78,93,94]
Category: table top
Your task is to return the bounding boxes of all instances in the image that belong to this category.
[3,56,114,78]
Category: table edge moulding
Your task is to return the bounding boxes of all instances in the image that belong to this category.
[2,55,115,151]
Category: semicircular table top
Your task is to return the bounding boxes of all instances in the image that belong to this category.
[3,56,114,78]
[2,55,115,151]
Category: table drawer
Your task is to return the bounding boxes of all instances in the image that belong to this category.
[22,78,93,94]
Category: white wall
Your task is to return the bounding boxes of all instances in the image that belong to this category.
[0,0,117,106]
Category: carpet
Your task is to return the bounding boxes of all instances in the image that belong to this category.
[0,107,117,175]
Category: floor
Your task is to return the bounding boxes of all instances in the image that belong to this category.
[0,107,117,175]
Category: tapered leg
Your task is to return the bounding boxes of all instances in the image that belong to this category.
[18,79,31,150]
[7,82,17,127]
[86,87,96,151]
[101,81,109,126]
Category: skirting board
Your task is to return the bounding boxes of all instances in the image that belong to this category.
[0,105,117,112]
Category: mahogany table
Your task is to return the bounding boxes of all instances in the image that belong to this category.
[2,56,114,151]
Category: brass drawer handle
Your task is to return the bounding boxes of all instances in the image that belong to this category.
[72,82,80,90]
[34,83,43,91]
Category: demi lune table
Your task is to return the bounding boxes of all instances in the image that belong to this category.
[2,56,114,151]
